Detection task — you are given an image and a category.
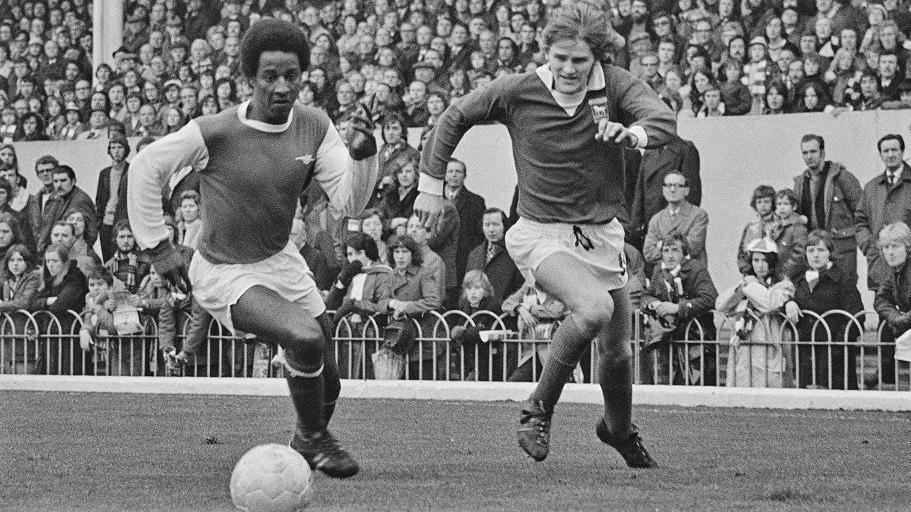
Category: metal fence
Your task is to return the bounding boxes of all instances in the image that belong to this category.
[0,309,907,390]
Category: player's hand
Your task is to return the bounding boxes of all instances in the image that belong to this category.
[413,192,444,230]
[346,104,377,161]
[595,120,639,147]
[146,240,191,295]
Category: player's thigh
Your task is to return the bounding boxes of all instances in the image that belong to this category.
[534,252,617,322]
[230,285,322,344]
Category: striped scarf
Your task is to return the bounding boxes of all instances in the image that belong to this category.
[109,251,140,292]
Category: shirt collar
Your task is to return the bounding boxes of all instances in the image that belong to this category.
[237,100,293,133]
[535,62,606,93]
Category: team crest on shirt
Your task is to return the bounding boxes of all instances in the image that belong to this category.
[588,96,608,122]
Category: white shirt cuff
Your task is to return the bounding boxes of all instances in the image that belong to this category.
[629,126,648,148]
[418,173,444,196]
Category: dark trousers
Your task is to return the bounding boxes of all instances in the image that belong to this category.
[99,223,114,262]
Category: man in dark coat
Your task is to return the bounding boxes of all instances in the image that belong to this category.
[465,208,523,314]
[629,135,700,249]
[96,134,131,261]
[37,165,96,255]
[443,158,486,304]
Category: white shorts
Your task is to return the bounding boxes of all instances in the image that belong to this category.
[505,217,628,291]
[189,241,325,333]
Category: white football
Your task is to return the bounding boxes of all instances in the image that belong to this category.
[230,443,314,511]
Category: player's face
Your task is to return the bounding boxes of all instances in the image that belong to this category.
[482,212,504,243]
[116,229,135,252]
[546,38,595,95]
[880,241,908,268]
[805,241,831,270]
[249,50,302,124]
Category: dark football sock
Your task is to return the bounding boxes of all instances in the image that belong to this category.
[529,316,589,411]
[316,312,341,424]
[286,374,325,434]
[599,352,633,437]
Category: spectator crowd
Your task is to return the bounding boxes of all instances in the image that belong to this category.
[1,0,911,144]
[0,0,909,390]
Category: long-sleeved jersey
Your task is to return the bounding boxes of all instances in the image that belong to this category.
[127,101,378,265]
[420,63,676,225]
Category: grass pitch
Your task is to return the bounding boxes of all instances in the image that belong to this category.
[1,390,909,511]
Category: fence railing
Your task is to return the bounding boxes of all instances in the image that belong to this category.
[0,308,907,391]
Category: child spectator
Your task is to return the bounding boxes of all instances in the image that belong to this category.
[179,190,202,249]
[742,37,772,114]
[449,269,500,380]
[717,238,795,388]
[766,189,808,279]
[137,264,188,370]
[78,266,118,373]
[641,235,718,385]
[737,185,776,275]
[502,278,568,382]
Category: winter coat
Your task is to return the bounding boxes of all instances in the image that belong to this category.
[766,212,808,280]
[855,162,911,290]
[33,260,88,333]
[874,262,911,335]
[449,186,486,284]
[427,200,460,290]
[792,161,863,281]
[791,264,863,343]
[737,211,776,275]
[717,277,795,387]
[326,263,394,319]
[643,258,718,341]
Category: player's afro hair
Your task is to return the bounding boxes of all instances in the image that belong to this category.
[240,18,310,78]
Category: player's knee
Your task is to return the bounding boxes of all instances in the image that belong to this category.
[278,327,324,371]
[598,338,632,365]
[575,297,614,338]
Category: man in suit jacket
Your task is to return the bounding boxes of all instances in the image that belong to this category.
[629,135,700,249]
[642,171,709,270]
[444,158,486,303]
[96,134,131,261]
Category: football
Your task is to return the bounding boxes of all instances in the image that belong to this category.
[229,443,314,511]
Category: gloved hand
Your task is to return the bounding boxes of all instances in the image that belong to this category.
[337,260,363,287]
[146,240,191,295]
[345,104,377,161]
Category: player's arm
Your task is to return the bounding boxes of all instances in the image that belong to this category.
[598,66,677,149]
[127,121,209,292]
[415,80,509,227]
[313,111,379,218]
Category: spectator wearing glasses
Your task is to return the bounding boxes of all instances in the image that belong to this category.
[643,170,709,270]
